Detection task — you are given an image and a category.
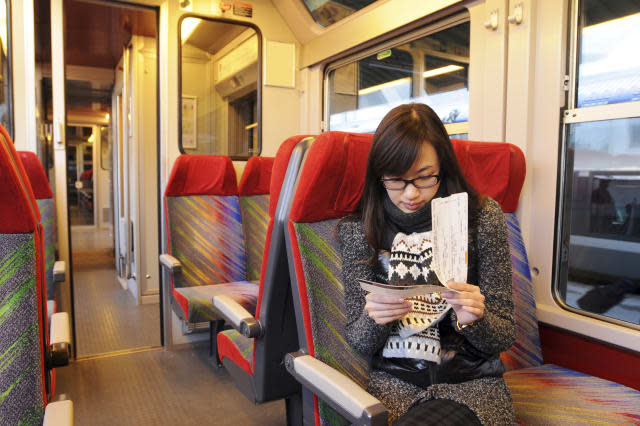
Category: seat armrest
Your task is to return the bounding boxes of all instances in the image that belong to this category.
[284,351,388,426]
[43,400,73,426]
[159,254,182,273]
[212,295,262,338]
[49,312,71,368]
[53,260,66,283]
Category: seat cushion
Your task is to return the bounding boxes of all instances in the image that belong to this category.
[173,281,259,324]
[218,329,254,374]
[504,364,640,424]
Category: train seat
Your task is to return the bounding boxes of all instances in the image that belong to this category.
[238,156,275,283]
[214,136,314,407]
[283,131,381,424]
[282,134,640,425]
[0,130,72,424]
[161,154,259,361]
[18,151,66,321]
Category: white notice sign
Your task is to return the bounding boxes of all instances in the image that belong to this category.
[431,192,468,286]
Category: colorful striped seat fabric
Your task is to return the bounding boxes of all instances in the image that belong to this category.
[0,131,47,424]
[18,152,57,304]
[238,156,274,283]
[216,136,314,406]
[164,155,258,324]
[505,364,640,425]
[218,136,306,375]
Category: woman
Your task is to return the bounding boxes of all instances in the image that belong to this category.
[337,104,515,425]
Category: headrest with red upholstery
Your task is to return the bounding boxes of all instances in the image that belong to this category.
[165,155,238,197]
[289,132,373,223]
[268,135,313,217]
[80,169,93,181]
[289,132,526,223]
[451,139,525,213]
[18,151,54,200]
[238,156,275,196]
[0,133,39,233]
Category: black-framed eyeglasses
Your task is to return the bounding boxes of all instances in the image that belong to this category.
[381,174,441,191]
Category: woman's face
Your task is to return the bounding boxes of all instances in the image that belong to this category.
[383,142,441,214]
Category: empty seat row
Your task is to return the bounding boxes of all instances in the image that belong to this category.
[0,125,73,425]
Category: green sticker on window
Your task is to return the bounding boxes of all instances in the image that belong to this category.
[377,50,392,60]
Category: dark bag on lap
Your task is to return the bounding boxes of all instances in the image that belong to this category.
[372,333,504,389]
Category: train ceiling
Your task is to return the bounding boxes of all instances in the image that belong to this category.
[35,0,156,69]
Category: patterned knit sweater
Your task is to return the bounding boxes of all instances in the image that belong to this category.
[383,231,451,363]
[338,197,516,425]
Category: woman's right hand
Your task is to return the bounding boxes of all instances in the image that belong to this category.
[364,293,412,325]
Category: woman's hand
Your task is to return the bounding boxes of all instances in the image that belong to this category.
[441,282,485,326]
[364,293,412,325]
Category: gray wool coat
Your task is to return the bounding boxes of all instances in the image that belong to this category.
[337,198,516,425]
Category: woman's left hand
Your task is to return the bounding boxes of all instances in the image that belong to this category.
[441,282,485,326]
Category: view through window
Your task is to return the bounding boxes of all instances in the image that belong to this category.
[557,0,640,327]
[326,19,469,136]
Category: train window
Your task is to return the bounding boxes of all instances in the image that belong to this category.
[301,0,379,28]
[576,2,640,107]
[325,17,469,135]
[179,16,261,159]
[0,0,12,137]
[556,0,640,329]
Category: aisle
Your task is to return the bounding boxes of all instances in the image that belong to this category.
[73,266,160,357]
[56,347,285,425]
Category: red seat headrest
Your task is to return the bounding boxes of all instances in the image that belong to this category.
[19,151,53,200]
[289,133,527,223]
[238,156,275,196]
[451,139,525,213]
[269,135,313,217]
[0,132,38,233]
[289,132,373,223]
[165,155,238,197]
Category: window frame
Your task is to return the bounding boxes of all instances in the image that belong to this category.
[322,11,470,134]
[177,13,263,160]
[553,0,640,331]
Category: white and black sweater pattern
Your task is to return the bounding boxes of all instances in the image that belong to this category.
[382,231,451,363]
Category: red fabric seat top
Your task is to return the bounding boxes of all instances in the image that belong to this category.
[0,130,39,233]
[451,139,525,213]
[165,155,238,197]
[18,151,54,200]
[289,132,526,223]
[238,156,275,196]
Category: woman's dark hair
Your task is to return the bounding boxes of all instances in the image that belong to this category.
[352,103,482,263]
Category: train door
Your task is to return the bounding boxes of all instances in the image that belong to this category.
[45,0,161,358]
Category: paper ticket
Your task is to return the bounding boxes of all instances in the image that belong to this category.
[431,192,468,285]
[358,279,458,298]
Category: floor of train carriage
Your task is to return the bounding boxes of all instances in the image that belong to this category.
[71,226,161,357]
[72,265,160,357]
[56,346,285,425]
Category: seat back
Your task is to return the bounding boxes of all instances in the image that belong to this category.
[450,139,543,370]
[250,136,314,402]
[286,133,538,424]
[164,155,247,292]
[238,156,274,282]
[0,131,47,423]
[286,131,374,424]
[19,151,57,302]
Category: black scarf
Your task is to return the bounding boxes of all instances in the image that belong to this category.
[382,185,446,250]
